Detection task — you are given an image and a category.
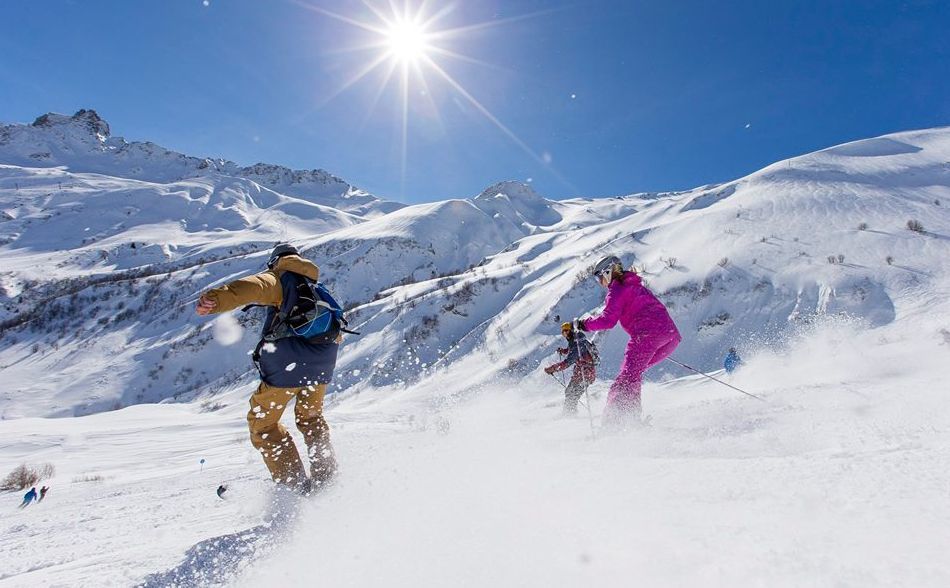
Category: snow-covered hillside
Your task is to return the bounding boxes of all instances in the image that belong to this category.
[2,307,949,586]
[0,109,401,217]
[2,113,950,586]
[1,114,949,418]
[325,127,950,396]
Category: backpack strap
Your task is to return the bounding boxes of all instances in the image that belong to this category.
[255,271,363,340]
[263,272,307,338]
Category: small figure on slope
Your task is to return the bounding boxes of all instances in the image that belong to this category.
[39,486,49,502]
[544,322,597,415]
[724,347,742,373]
[577,256,681,428]
[196,244,343,495]
[19,487,37,508]
[216,484,228,499]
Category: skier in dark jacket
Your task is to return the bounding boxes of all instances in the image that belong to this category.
[544,322,597,414]
[197,244,340,493]
[39,486,49,502]
[19,487,37,508]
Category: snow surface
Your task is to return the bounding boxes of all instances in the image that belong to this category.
[1,113,950,586]
[3,317,950,586]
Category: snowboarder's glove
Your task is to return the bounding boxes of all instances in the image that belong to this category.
[544,365,558,375]
[557,347,568,355]
[196,295,217,316]
[574,319,588,331]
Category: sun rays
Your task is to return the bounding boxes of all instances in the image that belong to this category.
[293,0,570,194]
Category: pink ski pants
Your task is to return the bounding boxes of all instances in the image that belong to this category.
[604,330,681,422]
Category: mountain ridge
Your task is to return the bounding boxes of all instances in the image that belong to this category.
[1,108,401,217]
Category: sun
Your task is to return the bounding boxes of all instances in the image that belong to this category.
[384,18,430,64]
[297,0,572,193]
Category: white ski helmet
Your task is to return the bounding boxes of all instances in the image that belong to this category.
[593,255,622,281]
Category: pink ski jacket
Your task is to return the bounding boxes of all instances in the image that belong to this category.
[583,271,677,337]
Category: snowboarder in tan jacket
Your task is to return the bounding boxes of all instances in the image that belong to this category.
[196,244,339,493]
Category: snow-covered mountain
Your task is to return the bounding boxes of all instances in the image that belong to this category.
[1,113,949,419]
[2,116,950,586]
[316,127,950,398]
[0,109,401,217]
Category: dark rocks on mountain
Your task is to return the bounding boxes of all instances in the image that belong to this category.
[32,109,111,138]
[31,114,56,128]
[239,163,347,188]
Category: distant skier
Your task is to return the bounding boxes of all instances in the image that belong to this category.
[38,486,49,502]
[216,484,228,499]
[19,487,37,508]
[724,347,742,373]
[196,244,342,494]
[544,322,597,415]
[577,256,681,427]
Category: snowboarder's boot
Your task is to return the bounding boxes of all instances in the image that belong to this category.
[310,451,338,490]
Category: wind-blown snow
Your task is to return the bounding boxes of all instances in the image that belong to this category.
[2,315,949,586]
[212,314,243,347]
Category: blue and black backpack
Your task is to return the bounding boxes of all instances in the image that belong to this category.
[262,272,358,343]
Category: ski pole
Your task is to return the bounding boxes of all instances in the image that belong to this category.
[574,320,597,438]
[581,382,595,437]
[555,372,598,408]
[550,371,595,426]
[664,357,765,401]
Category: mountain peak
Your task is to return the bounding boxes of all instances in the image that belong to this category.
[474,180,542,202]
[31,109,111,139]
[471,179,560,226]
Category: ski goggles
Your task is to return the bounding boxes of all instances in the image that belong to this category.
[594,267,613,280]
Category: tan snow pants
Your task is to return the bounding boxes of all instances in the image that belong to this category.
[247,382,337,487]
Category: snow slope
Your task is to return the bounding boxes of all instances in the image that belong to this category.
[2,312,949,587]
[329,127,950,397]
[1,120,949,586]
[2,117,949,419]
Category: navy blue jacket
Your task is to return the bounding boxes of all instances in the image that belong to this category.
[204,255,340,388]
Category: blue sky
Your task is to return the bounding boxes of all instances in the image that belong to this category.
[1,0,948,202]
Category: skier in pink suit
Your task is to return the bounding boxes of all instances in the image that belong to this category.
[578,256,681,426]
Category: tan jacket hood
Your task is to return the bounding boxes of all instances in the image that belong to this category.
[273,254,319,280]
